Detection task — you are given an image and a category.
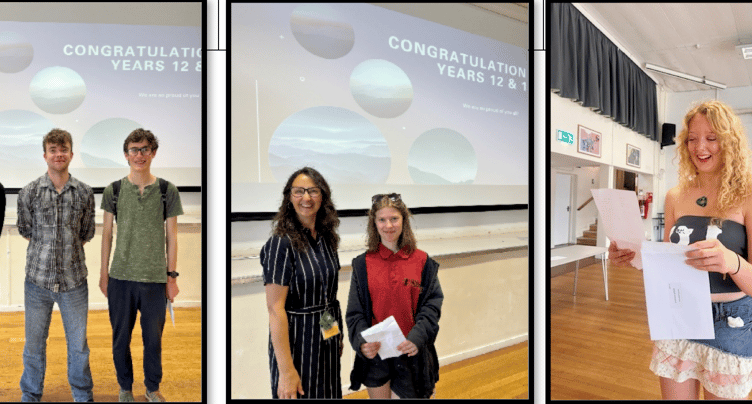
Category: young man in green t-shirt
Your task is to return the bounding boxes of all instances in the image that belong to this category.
[100,128,183,402]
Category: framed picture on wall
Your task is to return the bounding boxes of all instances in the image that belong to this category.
[577,125,601,157]
[627,144,641,168]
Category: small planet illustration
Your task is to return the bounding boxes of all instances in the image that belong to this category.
[0,109,55,167]
[29,66,86,114]
[351,59,413,119]
[408,128,477,184]
[290,4,354,59]
[268,106,390,184]
[0,32,34,73]
[81,118,142,168]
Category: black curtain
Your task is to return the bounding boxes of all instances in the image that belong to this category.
[551,3,658,141]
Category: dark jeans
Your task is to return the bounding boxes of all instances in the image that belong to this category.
[107,278,166,393]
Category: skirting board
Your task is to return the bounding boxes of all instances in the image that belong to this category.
[437,333,528,367]
[0,300,202,312]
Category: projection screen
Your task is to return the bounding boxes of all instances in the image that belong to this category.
[231,3,529,214]
[1,2,202,190]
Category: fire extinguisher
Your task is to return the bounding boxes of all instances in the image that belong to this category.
[642,192,653,219]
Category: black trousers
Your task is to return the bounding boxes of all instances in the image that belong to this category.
[108,278,166,392]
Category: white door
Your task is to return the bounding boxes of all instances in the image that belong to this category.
[553,173,573,246]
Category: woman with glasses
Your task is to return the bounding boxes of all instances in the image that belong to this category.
[346,194,443,398]
[261,167,344,398]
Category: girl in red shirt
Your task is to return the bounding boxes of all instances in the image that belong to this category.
[346,194,443,398]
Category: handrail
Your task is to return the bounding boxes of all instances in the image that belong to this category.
[577,196,594,211]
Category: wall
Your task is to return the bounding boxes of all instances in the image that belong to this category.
[0,192,202,310]
[230,211,528,398]
[550,93,658,243]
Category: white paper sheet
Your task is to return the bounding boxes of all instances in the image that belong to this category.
[641,241,714,340]
[168,300,175,327]
[591,188,646,269]
[360,316,406,359]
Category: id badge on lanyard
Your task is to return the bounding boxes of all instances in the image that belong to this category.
[310,235,340,340]
[320,310,340,340]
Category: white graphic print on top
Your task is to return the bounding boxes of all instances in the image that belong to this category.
[706,224,723,240]
[674,225,694,245]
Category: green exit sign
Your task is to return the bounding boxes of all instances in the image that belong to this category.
[557,130,574,144]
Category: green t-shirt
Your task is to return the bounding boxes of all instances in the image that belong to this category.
[101,177,183,283]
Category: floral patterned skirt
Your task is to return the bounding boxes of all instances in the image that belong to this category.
[649,296,752,399]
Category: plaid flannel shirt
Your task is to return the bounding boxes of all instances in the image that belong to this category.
[17,173,95,292]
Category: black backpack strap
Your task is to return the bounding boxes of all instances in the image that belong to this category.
[159,178,168,221]
[111,180,122,223]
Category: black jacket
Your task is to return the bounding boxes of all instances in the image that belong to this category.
[346,250,443,397]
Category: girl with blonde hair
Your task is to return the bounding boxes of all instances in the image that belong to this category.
[611,100,752,399]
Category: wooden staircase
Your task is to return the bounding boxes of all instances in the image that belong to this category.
[576,221,597,246]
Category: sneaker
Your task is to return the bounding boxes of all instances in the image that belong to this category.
[145,390,166,402]
[118,390,134,402]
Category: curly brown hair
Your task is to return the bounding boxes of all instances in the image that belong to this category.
[675,100,752,217]
[43,128,73,152]
[366,195,417,254]
[272,167,340,252]
[123,128,159,153]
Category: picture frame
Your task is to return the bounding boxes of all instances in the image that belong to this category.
[626,144,641,168]
[577,125,601,157]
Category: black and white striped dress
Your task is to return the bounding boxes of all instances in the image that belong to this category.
[261,232,343,399]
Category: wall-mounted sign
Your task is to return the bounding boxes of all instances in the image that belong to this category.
[557,129,574,144]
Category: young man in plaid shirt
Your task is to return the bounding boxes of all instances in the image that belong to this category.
[17,129,95,402]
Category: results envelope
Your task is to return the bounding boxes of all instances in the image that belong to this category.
[360,315,406,359]
[641,241,714,340]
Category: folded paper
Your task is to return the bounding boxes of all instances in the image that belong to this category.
[360,315,406,359]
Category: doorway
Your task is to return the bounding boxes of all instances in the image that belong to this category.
[553,173,574,247]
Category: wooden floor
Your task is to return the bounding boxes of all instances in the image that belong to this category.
[344,341,528,399]
[0,308,202,402]
[550,262,662,400]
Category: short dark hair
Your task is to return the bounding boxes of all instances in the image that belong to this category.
[43,128,72,152]
[123,128,159,153]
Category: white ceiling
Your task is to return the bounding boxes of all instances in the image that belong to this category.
[472,3,528,24]
[575,3,752,92]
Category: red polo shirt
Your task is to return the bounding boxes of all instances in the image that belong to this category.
[366,243,428,338]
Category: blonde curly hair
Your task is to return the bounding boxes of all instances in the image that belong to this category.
[675,100,752,217]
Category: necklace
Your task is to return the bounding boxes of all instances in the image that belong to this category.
[696,196,708,207]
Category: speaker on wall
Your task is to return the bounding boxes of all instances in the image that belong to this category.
[661,123,676,148]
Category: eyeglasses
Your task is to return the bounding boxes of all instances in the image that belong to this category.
[127,146,153,156]
[291,187,322,198]
[372,193,401,204]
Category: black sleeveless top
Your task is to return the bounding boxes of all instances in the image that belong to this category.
[668,216,746,293]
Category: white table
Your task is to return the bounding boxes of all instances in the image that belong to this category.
[550,245,609,300]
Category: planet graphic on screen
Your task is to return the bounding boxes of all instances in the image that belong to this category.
[350,59,413,119]
[408,128,477,184]
[268,106,391,184]
[29,66,86,114]
[0,32,34,73]
[290,4,354,59]
[0,109,54,167]
[81,118,142,168]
